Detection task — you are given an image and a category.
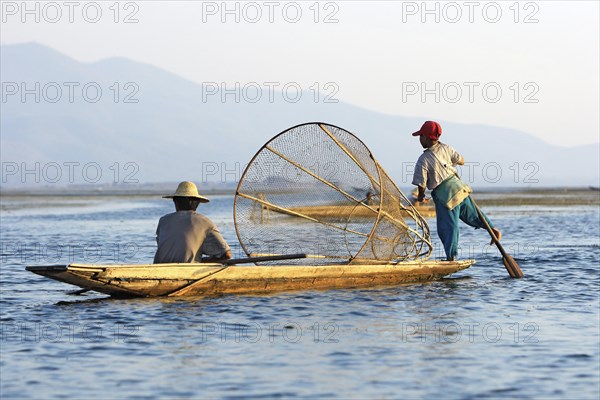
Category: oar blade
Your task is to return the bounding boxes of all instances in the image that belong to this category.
[503,255,524,279]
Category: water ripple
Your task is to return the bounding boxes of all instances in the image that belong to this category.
[1,196,599,399]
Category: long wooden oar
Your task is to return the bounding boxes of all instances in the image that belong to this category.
[470,197,523,279]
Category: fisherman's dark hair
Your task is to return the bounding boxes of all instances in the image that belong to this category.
[173,197,201,211]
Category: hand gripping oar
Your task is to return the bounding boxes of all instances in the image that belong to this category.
[470,197,524,279]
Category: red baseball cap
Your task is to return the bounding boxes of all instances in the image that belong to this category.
[412,121,442,140]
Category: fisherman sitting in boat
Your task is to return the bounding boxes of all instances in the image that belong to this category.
[154,181,232,264]
[411,121,501,261]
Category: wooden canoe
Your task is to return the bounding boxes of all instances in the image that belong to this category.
[264,203,435,220]
[26,259,474,298]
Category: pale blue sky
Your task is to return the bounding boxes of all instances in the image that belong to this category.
[2,0,598,146]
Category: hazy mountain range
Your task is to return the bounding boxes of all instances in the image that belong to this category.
[1,42,598,189]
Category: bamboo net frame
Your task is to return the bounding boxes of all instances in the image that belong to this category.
[233,122,432,265]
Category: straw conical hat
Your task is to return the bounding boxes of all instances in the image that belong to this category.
[163,181,210,203]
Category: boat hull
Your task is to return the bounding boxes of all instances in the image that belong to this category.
[270,204,435,219]
[26,260,474,298]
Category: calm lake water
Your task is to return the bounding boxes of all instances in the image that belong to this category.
[1,193,599,399]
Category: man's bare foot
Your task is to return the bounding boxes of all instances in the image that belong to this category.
[490,228,502,245]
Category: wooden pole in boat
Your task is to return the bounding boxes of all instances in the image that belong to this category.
[224,253,307,265]
[470,197,524,279]
[68,254,308,296]
[167,253,309,296]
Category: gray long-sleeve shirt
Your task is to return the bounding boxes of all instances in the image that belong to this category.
[153,210,230,264]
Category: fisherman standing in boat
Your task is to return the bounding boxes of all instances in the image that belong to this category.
[411,121,501,261]
[154,181,232,264]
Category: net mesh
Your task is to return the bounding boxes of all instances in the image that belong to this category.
[234,123,432,265]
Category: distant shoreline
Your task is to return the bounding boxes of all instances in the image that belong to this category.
[1,187,598,207]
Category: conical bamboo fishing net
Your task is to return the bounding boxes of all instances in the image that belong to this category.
[234,122,432,265]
